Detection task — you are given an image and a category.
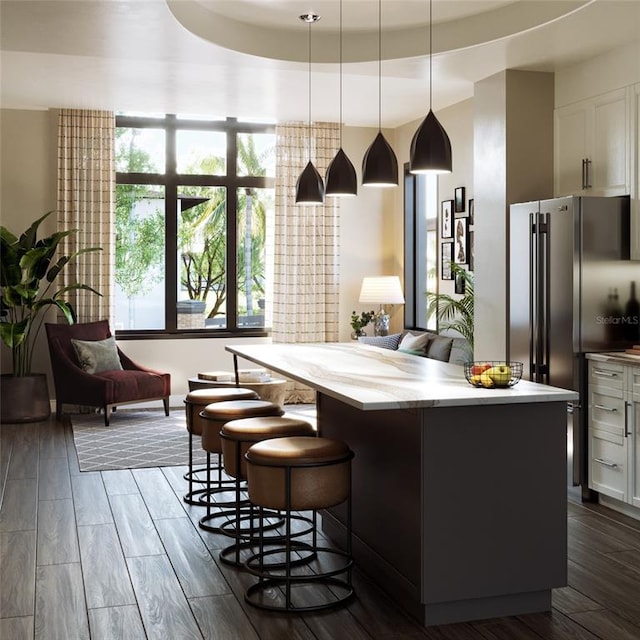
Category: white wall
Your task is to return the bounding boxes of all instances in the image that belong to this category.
[555,41,640,108]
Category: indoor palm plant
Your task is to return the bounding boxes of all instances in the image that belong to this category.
[426,263,474,359]
[1,211,101,422]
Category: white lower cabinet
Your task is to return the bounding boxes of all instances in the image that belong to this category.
[587,356,640,513]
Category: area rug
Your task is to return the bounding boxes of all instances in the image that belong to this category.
[70,405,317,472]
[71,410,206,472]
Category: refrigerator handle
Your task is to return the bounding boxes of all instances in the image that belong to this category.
[529,213,535,380]
[543,211,551,384]
[535,212,545,383]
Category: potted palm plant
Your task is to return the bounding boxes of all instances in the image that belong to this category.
[426,263,474,360]
[0,211,101,423]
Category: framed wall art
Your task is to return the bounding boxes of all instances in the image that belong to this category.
[441,200,453,239]
[454,187,466,213]
[441,241,454,280]
[455,270,466,294]
[454,217,468,265]
[469,230,475,271]
[468,198,474,225]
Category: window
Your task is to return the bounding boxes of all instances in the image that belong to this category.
[404,166,437,331]
[115,114,275,335]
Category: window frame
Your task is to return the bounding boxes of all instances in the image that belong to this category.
[115,114,275,339]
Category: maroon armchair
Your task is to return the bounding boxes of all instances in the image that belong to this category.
[45,320,171,426]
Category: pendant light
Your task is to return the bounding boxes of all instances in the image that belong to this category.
[409,0,452,174]
[325,0,357,197]
[296,13,325,205]
[362,0,398,188]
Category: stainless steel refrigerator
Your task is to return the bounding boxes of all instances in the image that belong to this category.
[508,195,635,490]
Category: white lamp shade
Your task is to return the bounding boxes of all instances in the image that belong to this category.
[358,276,405,304]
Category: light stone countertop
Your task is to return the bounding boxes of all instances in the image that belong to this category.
[226,342,578,411]
[586,351,640,367]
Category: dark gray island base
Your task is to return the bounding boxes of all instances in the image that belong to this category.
[225,343,576,626]
[319,393,567,626]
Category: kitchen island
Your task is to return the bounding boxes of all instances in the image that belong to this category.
[226,342,578,626]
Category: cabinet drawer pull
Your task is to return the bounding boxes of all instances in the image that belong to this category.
[594,404,617,412]
[625,401,631,437]
[593,370,618,378]
[594,458,618,469]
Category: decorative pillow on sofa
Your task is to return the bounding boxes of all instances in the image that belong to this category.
[398,331,432,355]
[425,335,454,362]
[357,333,402,350]
[71,336,123,374]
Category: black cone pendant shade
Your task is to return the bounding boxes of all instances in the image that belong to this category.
[409,109,452,174]
[362,0,398,188]
[326,0,357,197]
[409,0,452,174]
[296,160,325,204]
[326,148,357,196]
[295,13,324,205]
[362,132,398,187]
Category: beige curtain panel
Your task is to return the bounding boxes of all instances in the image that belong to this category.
[56,109,115,324]
[272,122,341,403]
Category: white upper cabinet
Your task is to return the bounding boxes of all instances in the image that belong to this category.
[555,87,630,198]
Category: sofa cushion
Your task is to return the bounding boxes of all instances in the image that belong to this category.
[71,336,123,374]
[357,333,402,350]
[398,331,432,355]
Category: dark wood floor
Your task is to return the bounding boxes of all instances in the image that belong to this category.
[2,417,640,640]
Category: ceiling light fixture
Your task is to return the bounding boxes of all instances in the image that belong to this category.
[325,0,357,197]
[362,0,398,188]
[296,12,325,205]
[409,0,452,174]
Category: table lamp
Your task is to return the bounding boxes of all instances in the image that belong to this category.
[358,276,405,336]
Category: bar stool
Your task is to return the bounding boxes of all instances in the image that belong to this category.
[183,388,259,505]
[219,416,316,567]
[244,436,355,612]
[199,399,284,533]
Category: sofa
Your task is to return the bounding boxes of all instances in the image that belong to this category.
[357,329,471,366]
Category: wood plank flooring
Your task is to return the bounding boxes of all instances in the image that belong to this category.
[2,416,640,640]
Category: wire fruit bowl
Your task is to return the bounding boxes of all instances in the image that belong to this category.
[464,361,523,388]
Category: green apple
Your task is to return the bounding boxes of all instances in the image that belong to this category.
[486,365,511,386]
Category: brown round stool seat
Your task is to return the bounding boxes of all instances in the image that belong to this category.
[185,388,259,436]
[221,417,316,479]
[200,400,284,454]
[217,416,315,568]
[244,436,355,613]
[181,387,259,506]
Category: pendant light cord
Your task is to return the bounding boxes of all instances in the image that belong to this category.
[429,0,433,110]
[339,0,343,147]
[377,0,382,132]
[308,20,312,161]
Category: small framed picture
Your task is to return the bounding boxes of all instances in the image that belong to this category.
[454,217,468,265]
[441,200,453,239]
[441,242,454,280]
[455,270,466,295]
[468,198,474,225]
[454,187,466,213]
[468,230,475,271]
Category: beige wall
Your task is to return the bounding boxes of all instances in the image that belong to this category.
[0,109,58,379]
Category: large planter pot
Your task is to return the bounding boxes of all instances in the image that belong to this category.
[0,373,51,423]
